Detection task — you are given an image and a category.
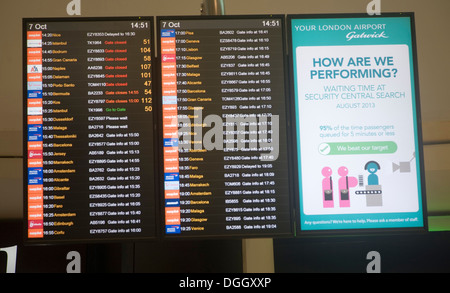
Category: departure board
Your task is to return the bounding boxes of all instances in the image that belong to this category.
[158,16,293,238]
[23,17,158,243]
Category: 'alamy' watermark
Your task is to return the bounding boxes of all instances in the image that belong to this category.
[175,109,280,162]
[366,251,381,273]
[366,0,381,16]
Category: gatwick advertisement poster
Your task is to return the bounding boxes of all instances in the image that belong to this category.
[290,15,426,231]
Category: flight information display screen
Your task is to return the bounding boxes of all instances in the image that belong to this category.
[158,15,293,238]
[23,17,158,243]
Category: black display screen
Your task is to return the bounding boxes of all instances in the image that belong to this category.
[158,16,293,238]
[24,17,158,243]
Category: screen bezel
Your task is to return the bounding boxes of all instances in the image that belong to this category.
[156,14,296,240]
[286,12,428,237]
[22,16,160,245]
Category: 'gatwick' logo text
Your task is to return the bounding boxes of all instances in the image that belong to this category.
[346,31,388,41]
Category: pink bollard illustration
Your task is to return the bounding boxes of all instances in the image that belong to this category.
[338,166,358,207]
[322,167,334,208]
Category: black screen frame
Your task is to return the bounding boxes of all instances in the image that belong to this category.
[286,12,428,237]
[156,14,296,240]
[22,16,160,245]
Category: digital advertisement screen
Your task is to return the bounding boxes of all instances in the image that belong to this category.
[158,15,293,238]
[23,17,158,243]
[288,13,427,233]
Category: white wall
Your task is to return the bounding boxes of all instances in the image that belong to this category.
[1,0,449,219]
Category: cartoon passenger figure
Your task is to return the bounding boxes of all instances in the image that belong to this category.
[337,166,358,208]
[321,166,334,208]
[365,161,381,185]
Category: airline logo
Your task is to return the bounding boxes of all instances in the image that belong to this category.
[161,37,175,46]
[162,88,177,96]
[28,184,43,195]
[165,189,180,199]
[164,138,178,147]
[163,115,177,123]
[165,198,180,207]
[164,146,179,157]
[28,141,43,150]
[28,193,43,203]
[163,128,178,139]
[27,39,42,48]
[27,90,43,99]
[162,80,176,87]
[27,73,42,82]
[162,70,176,79]
[27,98,43,108]
[161,39,176,54]
[28,115,43,125]
[27,48,42,57]
[28,124,43,136]
[165,180,180,191]
[27,31,42,49]
[28,220,43,229]
[28,203,43,211]
[27,31,42,39]
[28,229,43,238]
[28,64,42,73]
[164,173,179,181]
[162,63,176,71]
[163,114,178,126]
[164,159,179,173]
[27,106,43,116]
[28,210,43,219]
[28,132,43,142]
[28,176,43,185]
[163,96,177,105]
[161,29,175,38]
[162,83,177,96]
[28,150,43,159]
[163,104,178,113]
[28,167,43,178]
[165,225,181,234]
[27,57,42,65]
[161,46,175,54]
[163,103,178,138]
[165,207,181,225]
[28,158,43,168]
[164,130,179,173]
[162,84,176,98]
[162,54,176,62]
[27,81,42,91]
[28,203,44,211]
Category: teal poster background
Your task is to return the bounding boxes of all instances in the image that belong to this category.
[290,14,426,231]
